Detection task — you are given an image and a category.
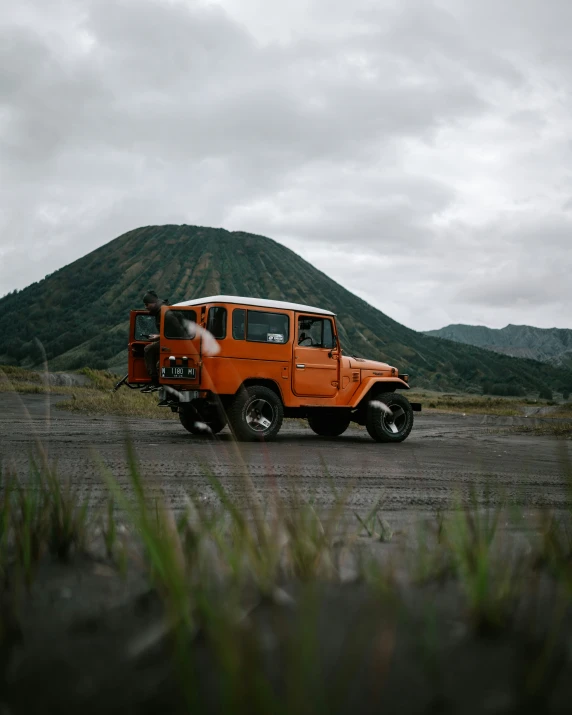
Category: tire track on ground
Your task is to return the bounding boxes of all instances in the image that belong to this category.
[1,394,571,520]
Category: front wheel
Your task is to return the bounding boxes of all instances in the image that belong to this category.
[365,392,413,443]
[227,386,284,442]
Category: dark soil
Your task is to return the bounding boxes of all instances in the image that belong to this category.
[1,551,572,714]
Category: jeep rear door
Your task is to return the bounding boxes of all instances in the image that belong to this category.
[128,310,156,384]
[292,314,339,398]
[159,306,202,386]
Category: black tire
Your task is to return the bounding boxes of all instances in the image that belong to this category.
[365,392,413,443]
[227,386,284,442]
[307,410,351,437]
[179,401,227,435]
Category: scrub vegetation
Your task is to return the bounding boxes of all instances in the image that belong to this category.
[408,389,572,421]
[3,366,572,434]
[0,365,178,420]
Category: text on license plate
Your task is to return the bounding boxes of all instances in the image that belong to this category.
[161,367,196,379]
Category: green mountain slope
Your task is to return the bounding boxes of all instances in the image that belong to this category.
[425,324,572,366]
[1,224,572,394]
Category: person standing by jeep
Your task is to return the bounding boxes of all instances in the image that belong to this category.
[141,290,167,390]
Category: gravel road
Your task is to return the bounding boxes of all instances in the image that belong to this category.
[1,392,571,520]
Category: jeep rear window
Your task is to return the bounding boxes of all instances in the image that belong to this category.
[164,309,197,339]
[246,310,289,344]
[134,314,157,341]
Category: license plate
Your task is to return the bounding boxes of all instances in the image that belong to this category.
[161,367,196,379]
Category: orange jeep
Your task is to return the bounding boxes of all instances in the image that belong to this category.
[122,295,421,442]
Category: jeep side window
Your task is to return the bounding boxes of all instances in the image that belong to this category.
[207,306,227,339]
[246,310,289,343]
[232,309,246,340]
[298,317,335,349]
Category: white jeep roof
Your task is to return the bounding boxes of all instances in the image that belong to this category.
[173,295,335,316]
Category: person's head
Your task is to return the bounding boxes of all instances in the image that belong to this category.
[143,290,160,314]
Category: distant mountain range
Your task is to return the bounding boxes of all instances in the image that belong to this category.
[425,324,572,371]
[1,224,571,395]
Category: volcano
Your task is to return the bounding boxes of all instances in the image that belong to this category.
[1,224,571,395]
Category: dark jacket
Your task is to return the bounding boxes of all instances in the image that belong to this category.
[149,300,189,339]
[149,299,168,332]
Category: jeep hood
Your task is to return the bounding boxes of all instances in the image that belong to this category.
[347,357,394,372]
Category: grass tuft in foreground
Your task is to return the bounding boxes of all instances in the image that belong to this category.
[2,442,572,712]
[0,453,91,587]
[442,486,526,635]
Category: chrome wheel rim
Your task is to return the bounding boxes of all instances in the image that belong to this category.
[382,404,407,435]
[245,398,275,432]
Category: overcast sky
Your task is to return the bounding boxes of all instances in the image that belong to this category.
[1,0,571,331]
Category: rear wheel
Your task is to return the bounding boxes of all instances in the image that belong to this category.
[179,400,227,435]
[307,410,351,437]
[365,392,413,443]
[227,386,284,442]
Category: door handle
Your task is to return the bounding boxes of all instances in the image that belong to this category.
[296,364,305,369]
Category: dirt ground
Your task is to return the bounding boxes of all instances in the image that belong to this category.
[1,392,571,519]
[2,393,572,713]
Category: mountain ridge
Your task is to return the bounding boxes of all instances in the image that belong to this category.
[1,224,571,394]
[425,323,572,369]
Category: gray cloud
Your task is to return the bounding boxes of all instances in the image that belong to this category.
[1,0,571,333]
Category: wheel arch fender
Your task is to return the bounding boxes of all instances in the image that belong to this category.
[238,378,284,403]
[350,377,409,409]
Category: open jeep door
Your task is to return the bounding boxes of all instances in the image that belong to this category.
[127,310,156,384]
[158,305,204,388]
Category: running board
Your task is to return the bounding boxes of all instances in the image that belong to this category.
[410,403,422,412]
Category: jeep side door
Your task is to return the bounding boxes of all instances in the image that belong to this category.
[128,310,156,384]
[292,314,339,398]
